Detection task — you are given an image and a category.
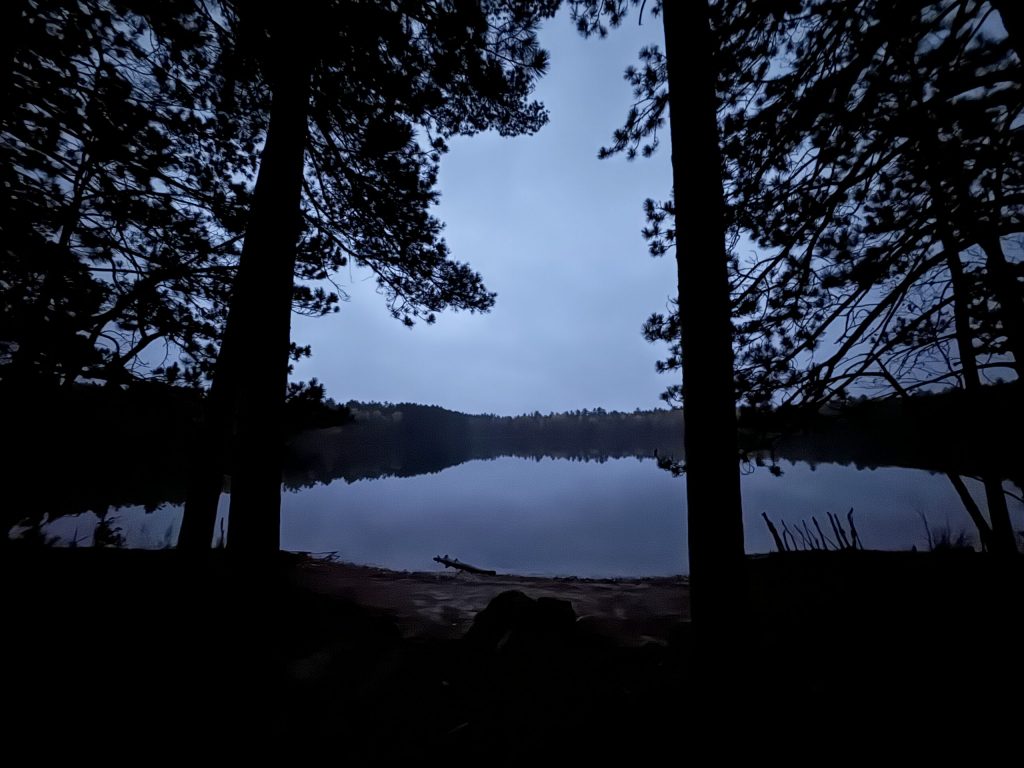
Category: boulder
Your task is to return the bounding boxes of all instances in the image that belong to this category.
[464,590,576,654]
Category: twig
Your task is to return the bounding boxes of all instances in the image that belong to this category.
[801,520,821,550]
[829,512,851,550]
[847,508,862,550]
[781,521,797,552]
[812,516,836,550]
[762,512,787,553]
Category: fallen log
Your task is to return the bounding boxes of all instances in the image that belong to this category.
[433,555,497,576]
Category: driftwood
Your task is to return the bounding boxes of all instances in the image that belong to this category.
[433,555,497,576]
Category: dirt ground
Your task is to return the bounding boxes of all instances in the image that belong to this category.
[4,546,1021,760]
[291,558,690,644]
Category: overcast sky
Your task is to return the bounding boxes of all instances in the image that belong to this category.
[292,9,675,416]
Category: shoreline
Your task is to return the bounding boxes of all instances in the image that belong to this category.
[291,555,691,644]
[291,551,691,583]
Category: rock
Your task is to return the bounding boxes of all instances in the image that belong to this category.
[464,590,577,654]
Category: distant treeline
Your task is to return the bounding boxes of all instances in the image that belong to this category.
[3,382,202,527]
[1,381,351,530]
[3,382,1021,530]
[284,403,685,488]
[287,385,1023,489]
[755,382,1023,486]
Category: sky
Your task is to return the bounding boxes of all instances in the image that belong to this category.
[291,8,676,416]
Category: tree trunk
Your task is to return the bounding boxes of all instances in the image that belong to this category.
[912,75,1021,554]
[946,243,1018,554]
[223,54,311,557]
[936,233,1017,553]
[945,248,1016,553]
[977,237,1024,377]
[178,356,233,550]
[179,50,311,556]
[662,0,746,651]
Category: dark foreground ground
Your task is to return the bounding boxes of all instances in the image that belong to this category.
[3,546,1021,761]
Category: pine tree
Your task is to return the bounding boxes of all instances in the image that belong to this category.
[0,1,261,390]
[570,0,747,682]
[178,0,560,554]
[632,1,1020,551]
[712,0,1022,552]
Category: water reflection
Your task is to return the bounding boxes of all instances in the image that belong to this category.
[35,457,1023,577]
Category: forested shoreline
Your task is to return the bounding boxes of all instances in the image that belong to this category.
[4,0,1023,752]
[4,380,1019,531]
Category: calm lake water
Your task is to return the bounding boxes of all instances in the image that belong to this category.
[36,456,1023,577]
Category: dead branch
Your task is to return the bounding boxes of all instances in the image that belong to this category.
[433,555,497,576]
[801,520,821,550]
[781,520,800,551]
[829,512,851,549]
[847,508,862,550]
[812,516,836,550]
[762,512,787,552]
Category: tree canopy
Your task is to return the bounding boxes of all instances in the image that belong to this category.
[177,0,562,552]
[631,1,1024,410]
[624,0,1022,551]
[0,0,259,388]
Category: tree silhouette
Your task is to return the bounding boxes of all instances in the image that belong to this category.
[0,1,262,390]
[716,0,1021,397]
[570,0,747,676]
[712,0,1021,552]
[178,0,560,554]
[637,1,1021,551]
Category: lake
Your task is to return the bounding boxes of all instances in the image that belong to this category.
[35,455,1023,576]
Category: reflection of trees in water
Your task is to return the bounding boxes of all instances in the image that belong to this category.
[283,441,672,490]
[769,385,1023,491]
[2,383,201,532]
[7,393,1021,530]
[1,382,349,531]
[281,405,686,489]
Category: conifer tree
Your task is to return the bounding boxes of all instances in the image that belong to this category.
[570,0,747,669]
[179,0,560,554]
[1,0,260,389]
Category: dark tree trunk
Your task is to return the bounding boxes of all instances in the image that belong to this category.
[978,237,1024,377]
[662,0,747,650]
[179,48,311,556]
[224,56,311,557]
[910,61,1021,555]
[942,243,1015,557]
[942,243,1015,553]
[924,102,1024,378]
[178,358,233,550]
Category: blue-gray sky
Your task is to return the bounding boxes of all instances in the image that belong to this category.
[292,9,674,416]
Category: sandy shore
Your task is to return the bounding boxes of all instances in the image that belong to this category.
[291,558,690,644]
